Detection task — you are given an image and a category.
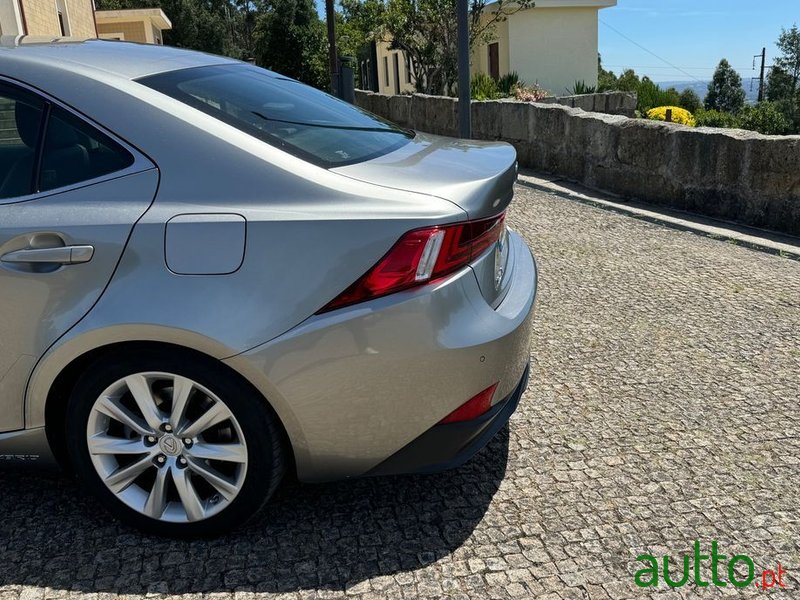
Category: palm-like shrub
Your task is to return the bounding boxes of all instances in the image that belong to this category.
[570,80,597,95]
[471,73,501,100]
[497,72,522,96]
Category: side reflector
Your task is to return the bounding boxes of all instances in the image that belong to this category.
[439,382,499,424]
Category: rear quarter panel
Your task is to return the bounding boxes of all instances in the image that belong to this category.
[225,232,537,481]
[22,64,469,447]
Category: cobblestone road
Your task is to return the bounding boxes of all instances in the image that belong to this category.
[1,185,799,599]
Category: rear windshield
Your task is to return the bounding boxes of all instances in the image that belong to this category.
[138,64,413,168]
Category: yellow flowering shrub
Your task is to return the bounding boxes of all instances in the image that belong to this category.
[646,106,696,126]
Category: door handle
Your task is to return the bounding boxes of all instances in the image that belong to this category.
[0,245,94,265]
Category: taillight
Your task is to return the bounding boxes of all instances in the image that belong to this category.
[319,212,506,312]
[439,383,499,424]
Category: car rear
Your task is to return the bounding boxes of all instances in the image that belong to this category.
[225,206,536,482]
[219,132,537,482]
[131,58,538,481]
[3,41,537,536]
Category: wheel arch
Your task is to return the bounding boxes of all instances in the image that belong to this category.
[33,337,300,478]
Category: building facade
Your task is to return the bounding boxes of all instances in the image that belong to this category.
[369,40,415,95]
[0,0,96,37]
[95,8,171,44]
[0,0,170,44]
[365,0,617,97]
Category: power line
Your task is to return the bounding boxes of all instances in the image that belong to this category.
[603,65,753,71]
[599,18,706,83]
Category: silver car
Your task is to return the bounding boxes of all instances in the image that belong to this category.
[0,38,537,536]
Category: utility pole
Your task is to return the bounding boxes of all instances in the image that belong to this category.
[456,0,471,138]
[326,0,338,97]
[757,47,766,102]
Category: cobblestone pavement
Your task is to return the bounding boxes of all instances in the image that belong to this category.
[1,185,799,599]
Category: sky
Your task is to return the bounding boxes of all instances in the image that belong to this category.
[317,0,797,84]
[598,0,798,83]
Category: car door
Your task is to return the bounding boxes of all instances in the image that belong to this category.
[0,81,158,431]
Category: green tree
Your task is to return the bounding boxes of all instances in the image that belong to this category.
[663,86,681,106]
[597,54,617,91]
[678,88,702,113]
[694,108,737,129]
[635,77,679,113]
[773,25,800,94]
[768,25,800,132]
[736,102,791,135]
[339,0,385,55]
[254,0,328,88]
[767,66,795,102]
[615,69,640,92]
[705,59,746,113]
[228,0,260,60]
[95,0,237,56]
[339,0,387,88]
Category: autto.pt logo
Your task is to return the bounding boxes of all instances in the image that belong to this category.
[635,541,788,591]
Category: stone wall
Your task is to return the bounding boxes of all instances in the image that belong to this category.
[539,92,637,117]
[356,90,800,236]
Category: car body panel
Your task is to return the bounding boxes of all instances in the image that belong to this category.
[0,427,55,466]
[25,323,242,430]
[332,133,518,307]
[0,169,158,430]
[0,355,36,431]
[332,132,518,221]
[165,213,247,275]
[471,223,515,308]
[223,231,536,482]
[23,191,466,431]
[367,363,531,477]
[0,38,235,80]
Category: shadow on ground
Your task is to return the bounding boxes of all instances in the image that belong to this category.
[0,427,508,594]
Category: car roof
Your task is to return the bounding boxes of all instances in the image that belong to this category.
[0,36,239,80]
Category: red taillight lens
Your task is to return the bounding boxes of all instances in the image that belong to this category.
[439,383,499,424]
[319,212,506,312]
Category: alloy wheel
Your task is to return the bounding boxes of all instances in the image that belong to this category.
[86,372,248,523]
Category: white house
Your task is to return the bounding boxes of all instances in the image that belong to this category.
[366,0,617,96]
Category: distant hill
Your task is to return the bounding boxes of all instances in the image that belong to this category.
[659,75,760,104]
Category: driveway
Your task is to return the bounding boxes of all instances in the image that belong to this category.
[1,184,798,599]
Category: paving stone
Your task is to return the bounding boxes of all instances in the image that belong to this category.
[0,186,798,598]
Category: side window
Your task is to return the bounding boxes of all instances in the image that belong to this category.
[39,107,134,193]
[0,89,45,199]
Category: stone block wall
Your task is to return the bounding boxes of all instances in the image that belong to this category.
[355,90,800,236]
[539,92,637,117]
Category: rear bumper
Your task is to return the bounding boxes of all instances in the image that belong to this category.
[367,362,529,476]
[225,231,537,482]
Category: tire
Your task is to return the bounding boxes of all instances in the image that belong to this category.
[65,347,285,537]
